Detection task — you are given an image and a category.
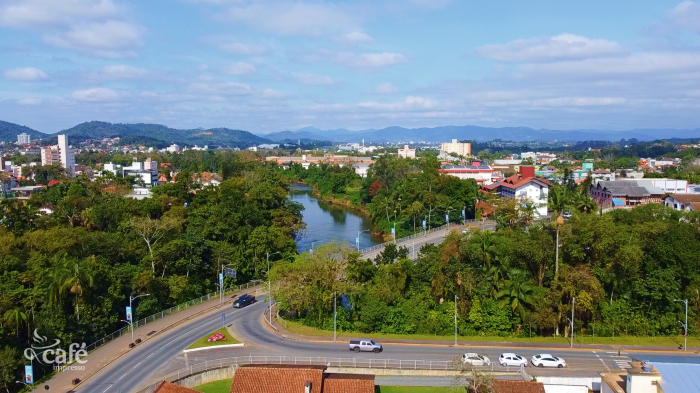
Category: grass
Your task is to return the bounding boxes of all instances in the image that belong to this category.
[193,379,232,393]
[283,319,700,348]
[375,387,463,393]
[186,327,240,350]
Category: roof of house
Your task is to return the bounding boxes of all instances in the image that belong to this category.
[594,181,654,197]
[600,371,627,393]
[653,362,700,393]
[667,193,700,205]
[497,174,551,189]
[491,380,546,393]
[440,164,493,173]
[153,381,199,393]
[230,365,374,393]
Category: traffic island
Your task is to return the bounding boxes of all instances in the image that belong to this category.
[184,327,244,353]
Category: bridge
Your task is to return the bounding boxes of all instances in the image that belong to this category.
[360,219,497,260]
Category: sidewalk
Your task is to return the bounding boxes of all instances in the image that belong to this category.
[270,305,698,354]
[50,285,261,393]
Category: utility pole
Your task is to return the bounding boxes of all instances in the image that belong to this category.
[570,297,575,348]
[334,292,337,342]
[675,299,688,351]
[454,295,458,346]
[267,252,280,326]
[555,215,564,280]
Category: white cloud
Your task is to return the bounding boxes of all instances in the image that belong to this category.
[44,20,143,58]
[476,33,624,62]
[651,1,700,34]
[334,52,408,68]
[222,62,256,75]
[374,82,398,94]
[17,98,43,105]
[218,41,268,56]
[99,64,146,79]
[222,1,357,36]
[2,67,49,81]
[0,0,120,28]
[521,52,700,76]
[260,89,287,100]
[187,81,253,96]
[335,31,374,44]
[358,95,437,111]
[71,87,122,102]
[297,74,334,85]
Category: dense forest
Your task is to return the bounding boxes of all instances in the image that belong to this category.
[0,154,302,388]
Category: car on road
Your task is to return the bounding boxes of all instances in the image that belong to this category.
[531,354,566,368]
[499,353,527,367]
[348,339,383,353]
[233,293,255,308]
[461,353,491,366]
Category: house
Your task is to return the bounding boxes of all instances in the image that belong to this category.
[440,161,494,185]
[599,361,700,393]
[590,181,664,208]
[490,380,545,393]
[481,166,550,217]
[664,194,700,211]
[10,185,43,200]
[152,381,198,393]
[230,364,375,393]
[397,145,416,159]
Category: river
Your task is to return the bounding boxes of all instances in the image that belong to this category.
[289,184,382,253]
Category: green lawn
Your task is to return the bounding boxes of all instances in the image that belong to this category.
[283,319,699,348]
[186,327,240,350]
[193,379,232,393]
[376,387,463,393]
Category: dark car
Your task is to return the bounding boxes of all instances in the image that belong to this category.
[233,294,255,308]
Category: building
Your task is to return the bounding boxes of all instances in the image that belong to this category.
[10,185,44,200]
[122,159,159,187]
[441,139,471,157]
[590,181,664,208]
[397,145,416,159]
[600,361,700,393]
[166,144,180,153]
[17,133,30,144]
[440,161,494,184]
[482,166,551,217]
[58,134,75,175]
[231,364,374,393]
[352,162,372,177]
[40,146,60,166]
[632,178,688,194]
[664,194,700,211]
[491,380,545,393]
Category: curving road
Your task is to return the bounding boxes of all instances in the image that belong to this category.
[80,295,700,393]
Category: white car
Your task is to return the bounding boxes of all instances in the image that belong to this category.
[499,353,527,367]
[531,354,566,368]
[462,353,491,366]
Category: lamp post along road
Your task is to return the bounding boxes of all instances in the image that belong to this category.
[267,252,280,325]
[454,295,458,346]
[357,229,369,251]
[675,299,688,351]
[334,292,337,342]
[128,293,150,344]
[570,297,575,348]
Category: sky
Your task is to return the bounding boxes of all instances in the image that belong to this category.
[0,0,700,134]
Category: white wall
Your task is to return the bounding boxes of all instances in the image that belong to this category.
[536,377,601,391]
[543,385,588,393]
[516,183,549,217]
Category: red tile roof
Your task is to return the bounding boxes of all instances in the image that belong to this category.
[230,365,374,393]
[47,180,63,187]
[491,380,546,393]
[153,381,199,393]
[323,373,374,393]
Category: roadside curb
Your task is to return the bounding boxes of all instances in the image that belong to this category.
[65,286,260,392]
[183,343,245,353]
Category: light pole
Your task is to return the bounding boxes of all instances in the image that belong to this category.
[128,293,150,344]
[568,297,575,348]
[393,222,397,244]
[267,252,280,325]
[675,299,688,351]
[334,292,337,342]
[555,215,564,280]
[357,229,370,251]
[454,295,458,346]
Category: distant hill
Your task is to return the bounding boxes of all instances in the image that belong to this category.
[60,121,272,148]
[276,125,700,143]
[0,120,47,142]
[262,130,326,141]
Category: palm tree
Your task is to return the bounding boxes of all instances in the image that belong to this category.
[3,308,27,337]
[497,269,535,319]
[573,193,597,214]
[548,186,569,216]
[58,256,94,322]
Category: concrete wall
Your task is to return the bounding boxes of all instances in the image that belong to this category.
[174,366,237,389]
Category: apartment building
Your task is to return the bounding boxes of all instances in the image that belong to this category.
[440,139,471,157]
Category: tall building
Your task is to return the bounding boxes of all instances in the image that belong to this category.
[17,133,31,144]
[57,134,75,175]
[397,145,416,159]
[441,139,471,157]
[40,146,60,166]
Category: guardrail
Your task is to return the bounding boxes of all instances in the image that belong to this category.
[86,280,262,352]
[136,355,518,393]
[359,219,494,254]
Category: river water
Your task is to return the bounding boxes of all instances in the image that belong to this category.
[289,184,382,253]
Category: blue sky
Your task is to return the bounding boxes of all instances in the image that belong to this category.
[0,0,699,134]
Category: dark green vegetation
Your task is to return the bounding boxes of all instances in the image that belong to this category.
[282,155,479,237]
[0,120,46,142]
[61,121,272,148]
[0,155,302,389]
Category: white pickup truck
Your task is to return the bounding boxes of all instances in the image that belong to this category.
[348,339,383,353]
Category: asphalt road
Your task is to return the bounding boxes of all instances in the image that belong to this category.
[81,296,700,393]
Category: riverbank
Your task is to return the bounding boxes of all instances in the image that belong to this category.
[292,181,372,215]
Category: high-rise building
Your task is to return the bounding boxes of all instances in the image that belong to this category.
[58,134,75,175]
[17,133,31,144]
[441,139,471,157]
[40,146,60,166]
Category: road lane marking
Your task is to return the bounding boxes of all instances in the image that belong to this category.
[598,358,610,371]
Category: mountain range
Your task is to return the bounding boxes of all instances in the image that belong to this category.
[1,120,699,145]
[261,125,700,143]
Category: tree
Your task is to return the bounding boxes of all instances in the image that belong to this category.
[130,215,182,274]
[0,347,21,393]
[497,269,535,319]
[59,256,94,322]
[3,308,26,337]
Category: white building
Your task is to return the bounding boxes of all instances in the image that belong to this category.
[483,166,550,217]
[17,133,30,144]
[397,145,416,159]
[440,139,471,157]
[57,134,75,175]
[439,162,494,185]
[664,194,700,211]
[40,146,59,166]
[601,178,688,194]
[166,144,180,153]
[122,159,159,187]
[352,162,372,178]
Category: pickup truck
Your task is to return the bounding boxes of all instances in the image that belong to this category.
[348,339,383,353]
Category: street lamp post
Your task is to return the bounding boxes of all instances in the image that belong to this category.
[454,295,458,346]
[357,229,370,251]
[267,252,280,325]
[334,292,337,342]
[568,297,575,348]
[128,293,150,345]
[675,299,688,351]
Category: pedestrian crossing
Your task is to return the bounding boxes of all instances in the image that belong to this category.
[607,351,631,369]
